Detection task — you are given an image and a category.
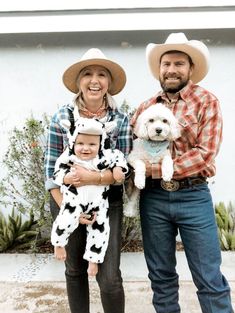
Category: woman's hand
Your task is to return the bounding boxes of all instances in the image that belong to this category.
[63,165,115,187]
[63,165,91,187]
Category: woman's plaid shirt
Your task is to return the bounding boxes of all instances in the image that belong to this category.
[131,81,223,180]
[44,104,133,190]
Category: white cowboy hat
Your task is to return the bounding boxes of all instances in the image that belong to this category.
[146,32,210,83]
[63,48,126,95]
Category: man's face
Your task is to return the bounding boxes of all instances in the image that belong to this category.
[159,52,194,94]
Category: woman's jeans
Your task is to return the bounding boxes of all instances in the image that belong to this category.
[50,187,124,313]
[140,182,234,313]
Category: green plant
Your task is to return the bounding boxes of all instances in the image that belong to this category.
[0,209,39,252]
[0,114,51,249]
[121,215,142,251]
[119,99,136,118]
[215,201,235,251]
[119,100,142,250]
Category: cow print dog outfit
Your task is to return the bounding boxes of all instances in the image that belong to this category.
[51,116,128,264]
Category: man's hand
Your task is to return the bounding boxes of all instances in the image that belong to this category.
[145,161,152,177]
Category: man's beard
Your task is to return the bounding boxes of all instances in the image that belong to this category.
[160,77,189,94]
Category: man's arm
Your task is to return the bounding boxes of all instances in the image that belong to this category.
[173,98,222,179]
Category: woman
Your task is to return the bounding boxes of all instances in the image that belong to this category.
[44,48,132,313]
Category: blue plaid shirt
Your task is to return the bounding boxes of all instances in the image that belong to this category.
[44,104,133,190]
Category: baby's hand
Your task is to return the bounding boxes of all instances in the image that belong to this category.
[113,167,125,183]
[79,213,97,225]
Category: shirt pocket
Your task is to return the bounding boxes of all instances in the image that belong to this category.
[178,114,198,146]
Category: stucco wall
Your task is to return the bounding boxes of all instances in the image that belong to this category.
[0,29,234,206]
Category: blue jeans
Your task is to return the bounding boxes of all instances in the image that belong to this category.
[50,186,124,313]
[140,182,234,313]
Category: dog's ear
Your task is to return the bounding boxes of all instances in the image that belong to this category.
[134,114,148,139]
[168,117,181,141]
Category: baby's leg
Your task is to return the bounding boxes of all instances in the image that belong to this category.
[84,199,110,264]
[87,261,98,276]
[54,246,67,261]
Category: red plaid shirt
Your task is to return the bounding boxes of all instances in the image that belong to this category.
[131,81,223,179]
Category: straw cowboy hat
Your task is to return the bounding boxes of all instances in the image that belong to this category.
[146,32,210,84]
[63,48,126,95]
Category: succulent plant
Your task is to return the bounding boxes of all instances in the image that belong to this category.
[0,209,38,252]
[215,202,235,251]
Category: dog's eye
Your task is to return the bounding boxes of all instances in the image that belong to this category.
[148,119,154,123]
[162,119,168,123]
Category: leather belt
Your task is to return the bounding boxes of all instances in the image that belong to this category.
[145,177,207,192]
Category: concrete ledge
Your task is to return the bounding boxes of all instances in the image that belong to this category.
[0,251,234,282]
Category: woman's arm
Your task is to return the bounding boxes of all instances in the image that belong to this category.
[44,107,69,191]
[50,188,63,207]
[63,166,115,187]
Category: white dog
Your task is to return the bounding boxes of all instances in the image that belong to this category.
[124,103,180,217]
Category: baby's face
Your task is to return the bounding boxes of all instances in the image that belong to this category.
[74,133,100,160]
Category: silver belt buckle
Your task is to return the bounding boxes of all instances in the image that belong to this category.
[160,179,180,192]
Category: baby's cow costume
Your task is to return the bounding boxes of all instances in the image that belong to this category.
[51,116,128,264]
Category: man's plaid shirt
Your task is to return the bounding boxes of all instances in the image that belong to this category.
[131,80,223,180]
[44,104,133,190]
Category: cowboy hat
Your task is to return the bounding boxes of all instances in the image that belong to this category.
[146,32,210,83]
[63,48,126,95]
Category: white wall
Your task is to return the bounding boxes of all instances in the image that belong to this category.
[1,2,235,33]
[2,0,235,11]
[0,29,234,207]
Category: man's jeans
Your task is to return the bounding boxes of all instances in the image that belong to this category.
[140,182,234,313]
[50,194,124,313]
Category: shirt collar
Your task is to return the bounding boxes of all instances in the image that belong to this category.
[156,80,194,103]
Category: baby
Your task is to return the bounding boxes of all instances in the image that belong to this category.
[51,117,128,276]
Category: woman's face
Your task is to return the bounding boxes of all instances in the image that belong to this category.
[78,65,111,104]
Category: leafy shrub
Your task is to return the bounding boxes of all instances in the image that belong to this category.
[0,114,51,251]
[215,201,235,251]
[121,215,142,251]
[120,100,142,250]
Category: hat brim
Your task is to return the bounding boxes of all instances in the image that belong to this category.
[146,41,210,84]
[63,58,126,95]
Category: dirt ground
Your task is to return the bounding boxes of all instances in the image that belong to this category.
[0,281,154,313]
[1,281,234,313]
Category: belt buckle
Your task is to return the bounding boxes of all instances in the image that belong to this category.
[160,179,180,192]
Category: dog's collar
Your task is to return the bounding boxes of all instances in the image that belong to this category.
[143,140,169,157]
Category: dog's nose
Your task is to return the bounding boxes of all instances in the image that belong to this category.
[155,128,162,135]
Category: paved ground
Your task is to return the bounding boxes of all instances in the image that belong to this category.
[0,252,234,313]
[0,281,205,313]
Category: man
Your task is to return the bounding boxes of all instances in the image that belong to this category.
[131,33,234,313]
